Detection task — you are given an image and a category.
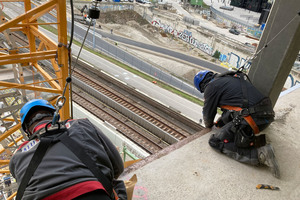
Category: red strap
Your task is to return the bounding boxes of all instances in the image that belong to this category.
[221,105,260,134]
[113,189,119,200]
[42,181,105,200]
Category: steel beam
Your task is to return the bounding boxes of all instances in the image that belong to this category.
[0,123,21,143]
[0,0,57,32]
[0,81,62,94]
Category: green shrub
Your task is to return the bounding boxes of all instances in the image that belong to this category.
[212,50,221,59]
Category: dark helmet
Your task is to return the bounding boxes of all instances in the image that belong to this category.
[194,70,213,93]
[20,99,55,133]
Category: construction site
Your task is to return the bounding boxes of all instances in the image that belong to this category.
[0,0,300,199]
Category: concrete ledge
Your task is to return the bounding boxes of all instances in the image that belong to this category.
[120,87,300,200]
[122,128,211,176]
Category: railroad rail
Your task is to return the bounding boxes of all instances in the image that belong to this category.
[9,31,205,154]
[73,70,190,141]
[72,87,166,154]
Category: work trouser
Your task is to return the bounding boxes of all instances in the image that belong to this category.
[74,189,110,200]
[208,122,261,165]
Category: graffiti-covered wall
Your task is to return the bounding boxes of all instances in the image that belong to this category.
[151,19,214,55]
[284,70,300,89]
[219,52,251,69]
[219,52,300,89]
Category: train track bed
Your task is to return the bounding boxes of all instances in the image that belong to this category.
[73,69,191,139]
[72,86,166,154]
[75,59,203,134]
[10,31,205,154]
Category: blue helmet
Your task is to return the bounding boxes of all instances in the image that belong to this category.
[194,70,212,92]
[20,99,55,132]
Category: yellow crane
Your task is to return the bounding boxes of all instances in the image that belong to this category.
[0,0,70,198]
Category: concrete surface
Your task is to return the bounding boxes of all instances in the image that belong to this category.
[121,85,300,200]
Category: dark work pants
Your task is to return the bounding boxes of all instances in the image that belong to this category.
[73,189,111,200]
[208,122,259,165]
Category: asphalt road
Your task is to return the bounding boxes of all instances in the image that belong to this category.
[96,29,227,74]
[6,1,227,101]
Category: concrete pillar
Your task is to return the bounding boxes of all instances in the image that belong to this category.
[248,0,300,107]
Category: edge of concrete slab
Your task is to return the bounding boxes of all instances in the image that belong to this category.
[121,128,211,176]
[120,87,300,200]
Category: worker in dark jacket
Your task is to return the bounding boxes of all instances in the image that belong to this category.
[10,99,127,200]
[194,70,280,178]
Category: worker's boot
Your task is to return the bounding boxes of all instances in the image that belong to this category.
[257,144,280,179]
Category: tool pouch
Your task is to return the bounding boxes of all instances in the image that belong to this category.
[215,110,234,128]
[254,134,266,148]
[233,125,255,148]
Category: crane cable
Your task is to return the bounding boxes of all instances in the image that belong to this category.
[68,0,75,119]
[52,0,95,125]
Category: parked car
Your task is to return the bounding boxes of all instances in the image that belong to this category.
[229,28,240,35]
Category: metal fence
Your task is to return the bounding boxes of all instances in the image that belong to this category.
[41,8,203,101]
[70,22,203,100]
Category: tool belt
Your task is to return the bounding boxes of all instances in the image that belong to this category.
[220,102,274,148]
[221,105,260,134]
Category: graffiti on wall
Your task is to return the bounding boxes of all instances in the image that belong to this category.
[152,20,213,55]
[199,9,211,17]
[183,29,192,37]
[284,74,300,89]
[220,53,300,89]
[220,52,251,69]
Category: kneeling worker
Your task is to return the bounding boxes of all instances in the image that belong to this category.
[10,99,127,199]
[194,70,280,178]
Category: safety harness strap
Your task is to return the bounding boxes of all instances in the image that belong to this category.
[221,105,260,134]
[58,133,117,200]
[16,123,117,200]
[236,73,249,108]
[16,137,53,200]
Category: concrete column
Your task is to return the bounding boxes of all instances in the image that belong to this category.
[248,0,300,107]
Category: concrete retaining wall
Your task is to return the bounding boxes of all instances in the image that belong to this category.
[73,77,179,144]
[73,102,150,159]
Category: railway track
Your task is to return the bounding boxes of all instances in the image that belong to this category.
[9,31,204,154]
[73,70,190,141]
[72,87,166,154]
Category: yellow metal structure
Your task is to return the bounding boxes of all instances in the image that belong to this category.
[0,1,70,196]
